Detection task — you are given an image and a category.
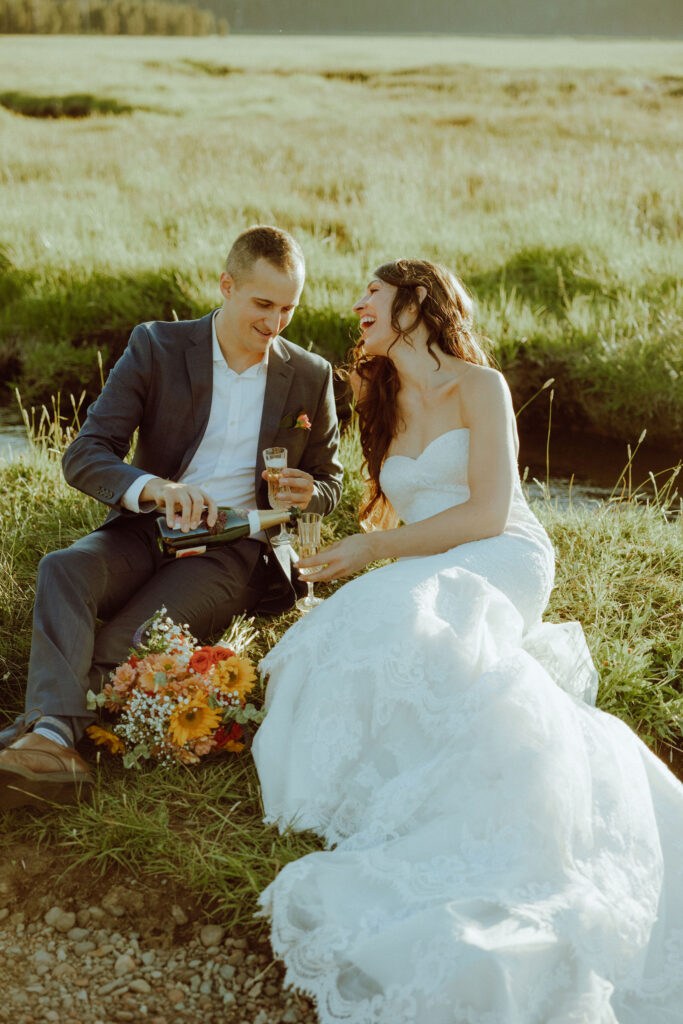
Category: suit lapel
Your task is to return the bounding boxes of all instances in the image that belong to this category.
[174,311,214,480]
[255,337,294,500]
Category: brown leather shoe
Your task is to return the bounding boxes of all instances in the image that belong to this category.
[0,733,93,810]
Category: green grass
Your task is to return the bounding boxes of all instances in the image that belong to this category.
[0,36,682,443]
[0,415,681,930]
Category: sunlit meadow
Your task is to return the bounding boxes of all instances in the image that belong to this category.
[0,34,682,925]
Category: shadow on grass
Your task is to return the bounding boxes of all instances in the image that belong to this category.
[0,92,135,119]
[1,244,682,444]
[0,253,201,407]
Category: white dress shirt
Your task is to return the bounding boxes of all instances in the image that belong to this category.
[121,313,268,514]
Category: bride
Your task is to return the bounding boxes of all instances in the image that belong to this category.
[252,259,683,1024]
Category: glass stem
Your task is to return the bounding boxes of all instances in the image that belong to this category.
[307,582,314,604]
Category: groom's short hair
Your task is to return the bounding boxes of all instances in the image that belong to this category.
[226,225,305,283]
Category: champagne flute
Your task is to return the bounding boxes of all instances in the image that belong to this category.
[296,512,324,613]
[263,446,294,546]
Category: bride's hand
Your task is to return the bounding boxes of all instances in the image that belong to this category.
[297,533,376,582]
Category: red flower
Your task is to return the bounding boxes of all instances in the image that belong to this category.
[189,645,236,675]
[214,722,244,749]
[188,649,213,675]
[296,413,312,430]
[210,646,234,663]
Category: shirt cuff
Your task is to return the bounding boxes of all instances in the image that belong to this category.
[121,474,158,513]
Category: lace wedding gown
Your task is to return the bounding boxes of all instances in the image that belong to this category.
[252,428,683,1024]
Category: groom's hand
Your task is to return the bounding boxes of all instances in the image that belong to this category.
[139,478,218,532]
[261,468,315,509]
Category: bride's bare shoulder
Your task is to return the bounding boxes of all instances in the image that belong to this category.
[460,365,513,414]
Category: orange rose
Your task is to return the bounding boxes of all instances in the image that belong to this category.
[188,649,214,674]
[210,646,234,663]
[189,646,235,674]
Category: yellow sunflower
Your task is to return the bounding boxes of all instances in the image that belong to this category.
[86,724,125,755]
[168,696,221,747]
[212,656,257,701]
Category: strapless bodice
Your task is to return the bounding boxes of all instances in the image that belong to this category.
[380,428,552,549]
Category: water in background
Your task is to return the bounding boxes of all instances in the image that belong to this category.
[1,421,679,512]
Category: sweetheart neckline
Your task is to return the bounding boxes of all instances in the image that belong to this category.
[384,427,470,465]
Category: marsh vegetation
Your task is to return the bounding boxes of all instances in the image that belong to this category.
[0,36,681,449]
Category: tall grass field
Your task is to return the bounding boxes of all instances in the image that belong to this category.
[0,34,682,930]
[0,35,682,443]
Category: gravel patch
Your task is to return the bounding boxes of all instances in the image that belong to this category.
[0,892,317,1024]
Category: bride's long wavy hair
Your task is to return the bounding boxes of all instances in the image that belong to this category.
[350,259,492,527]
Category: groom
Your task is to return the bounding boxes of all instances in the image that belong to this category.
[0,225,343,808]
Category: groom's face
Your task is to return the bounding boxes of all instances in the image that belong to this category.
[219,258,304,359]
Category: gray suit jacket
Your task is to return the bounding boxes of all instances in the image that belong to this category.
[62,310,343,607]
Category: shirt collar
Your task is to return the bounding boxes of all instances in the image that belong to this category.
[211,311,269,377]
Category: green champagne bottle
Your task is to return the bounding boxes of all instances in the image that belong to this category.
[157,507,298,557]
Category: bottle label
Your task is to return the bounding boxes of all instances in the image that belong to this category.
[175,545,207,558]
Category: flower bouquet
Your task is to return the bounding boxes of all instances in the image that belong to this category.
[86,608,264,769]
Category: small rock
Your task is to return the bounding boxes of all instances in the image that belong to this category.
[53,963,74,979]
[74,941,96,955]
[0,909,9,923]
[248,981,263,999]
[67,926,90,941]
[75,909,91,927]
[44,907,76,933]
[141,950,156,966]
[219,964,236,982]
[167,987,185,1004]
[114,953,136,977]
[32,950,54,967]
[199,924,225,948]
[222,992,236,1007]
[170,905,188,925]
[253,1012,269,1024]
[129,978,152,994]
[281,1011,299,1023]
[99,979,126,996]
[199,980,212,996]
[88,906,106,920]
[44,1013,60,1023]
[104,903,126,918]
[227,950,244,966]
[93,943,115,957]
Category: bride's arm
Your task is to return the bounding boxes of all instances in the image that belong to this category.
[300,368,519,581]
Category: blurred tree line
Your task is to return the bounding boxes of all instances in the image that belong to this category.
[203,0,681,36]
[0,0,228,34]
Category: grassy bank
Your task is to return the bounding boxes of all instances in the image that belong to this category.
[1,421,681,929]
[0,36,682,443]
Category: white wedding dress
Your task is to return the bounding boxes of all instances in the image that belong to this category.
[252,428,683,1024]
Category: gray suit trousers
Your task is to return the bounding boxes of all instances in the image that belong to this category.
[0,516,272,748]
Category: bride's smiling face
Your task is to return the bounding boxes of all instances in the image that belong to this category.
[353,278,407,357]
